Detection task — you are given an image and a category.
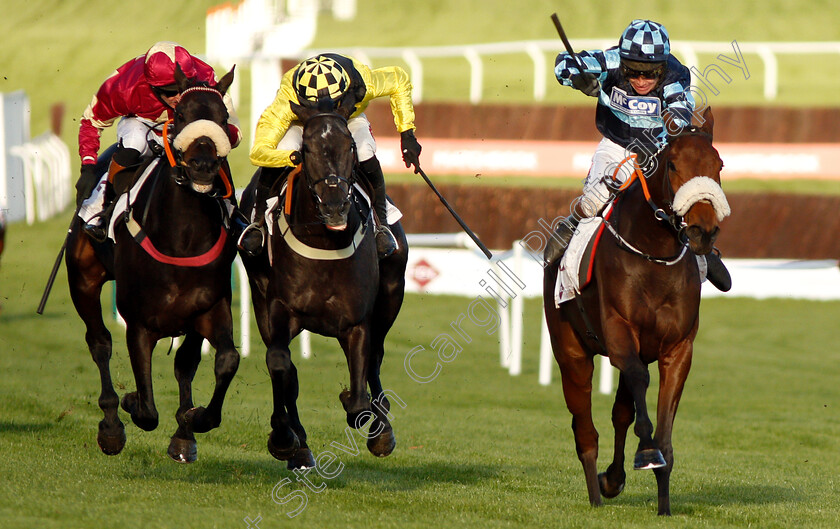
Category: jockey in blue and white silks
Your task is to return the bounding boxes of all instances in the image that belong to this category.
[554,19,694,213]
[545,19,731,292]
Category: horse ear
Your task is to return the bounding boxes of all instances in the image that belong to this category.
[699,107,714,138]
[215,65,235,96]
[335,89,357,120]
[290,100,315,122]
[174,63,190,92]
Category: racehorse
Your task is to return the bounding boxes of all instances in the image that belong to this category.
[239,94,408,469]
[543,108,729,515]
[65,65,239,463]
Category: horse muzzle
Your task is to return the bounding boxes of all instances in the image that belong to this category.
[319,200,352,231]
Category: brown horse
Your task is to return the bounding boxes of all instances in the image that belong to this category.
[239,95,408,469]
[65,66,239,462]
[543,108,729,515]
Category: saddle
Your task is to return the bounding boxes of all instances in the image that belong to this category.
[554,204,614,306]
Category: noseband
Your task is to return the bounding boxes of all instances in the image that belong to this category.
[161,86,233,198]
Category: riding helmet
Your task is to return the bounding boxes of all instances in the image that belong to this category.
[294,55,350,103]
[618,20,670,63]
[144,41,197,87]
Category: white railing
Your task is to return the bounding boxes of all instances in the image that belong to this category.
[253,39,840,104]
[9,132,72,225]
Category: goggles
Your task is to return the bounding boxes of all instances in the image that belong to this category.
[154,85,180,98]
[621,64,664,80]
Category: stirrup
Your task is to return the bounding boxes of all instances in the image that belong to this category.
[375,225,397,259]
[237,222,265,257]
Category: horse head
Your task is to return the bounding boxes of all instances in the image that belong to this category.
[289,93,357,231]
[169,64,235,194]
[662,107,731,255]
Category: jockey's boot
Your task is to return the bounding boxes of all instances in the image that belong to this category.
[84,148,140,242]
[705,249,732,292]
[543,216,580,268]
[359,157,397,259]
[236,172,274,257]
[83,181,115,243]
[234,207,264,257]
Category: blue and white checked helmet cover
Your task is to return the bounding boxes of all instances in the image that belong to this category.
[618,20,670,62]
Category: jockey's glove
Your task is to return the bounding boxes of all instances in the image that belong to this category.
[571,73,600,97]
[75,164,99,208]
[400,129,422,173]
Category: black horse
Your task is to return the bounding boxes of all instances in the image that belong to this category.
[65,66,240,463]
[240,95,408,469]
[543,108,730,515]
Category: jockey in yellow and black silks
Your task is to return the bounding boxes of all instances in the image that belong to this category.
[243,54,422,259]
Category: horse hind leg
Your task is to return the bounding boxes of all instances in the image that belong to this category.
[66,230,125,455]
[599,372,634,499]
[557,353,601,507]
[167,331,203,463]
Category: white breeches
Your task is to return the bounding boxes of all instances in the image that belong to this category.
[279,113,377,162]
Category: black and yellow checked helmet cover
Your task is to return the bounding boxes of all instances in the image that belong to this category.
[294,55,350,102]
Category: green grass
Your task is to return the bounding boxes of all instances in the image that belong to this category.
[2,211,840,528]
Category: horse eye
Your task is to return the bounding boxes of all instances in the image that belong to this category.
[668,161,677,171]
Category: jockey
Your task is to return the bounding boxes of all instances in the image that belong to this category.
[244,53,422,259]
[546,19,731,291]
[75,42,256,250]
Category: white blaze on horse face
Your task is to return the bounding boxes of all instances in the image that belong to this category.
[672,176,731,222]
[320,122,333,140]
[173,120,231,156]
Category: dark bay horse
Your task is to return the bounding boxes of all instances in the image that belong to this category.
[240,95,408,469]
[543,108,730,515]
[65,66,239,463]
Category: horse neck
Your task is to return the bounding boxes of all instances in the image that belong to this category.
[616,161,679,248]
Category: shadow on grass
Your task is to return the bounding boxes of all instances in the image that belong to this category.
[117,447,499,492]
[0,420,56,434]
[594,482,802,513]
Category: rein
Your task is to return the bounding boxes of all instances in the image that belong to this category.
[606,153,689,265]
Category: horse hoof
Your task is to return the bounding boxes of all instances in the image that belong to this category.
[185,406,219,434]
[634,448,666,470]
[121,392,158,431]
[287,447,316,470]
[338,390,351,411]
[598,471,625,498]
[367,426,395,457]
[267,430,300,461]
[97,422,126,455]
[168,436,197,464]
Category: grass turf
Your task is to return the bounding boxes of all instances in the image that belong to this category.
[1,214,839,528]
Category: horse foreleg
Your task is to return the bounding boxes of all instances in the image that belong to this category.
[338,325,372,429]
[599,372,634,499]
[606,326,663,471]
[121,325,159,432]
[66,233,124,455]
[652,340,694,516]
[168,331,203,463]
[265,320,301,461]
[189,305,240,434]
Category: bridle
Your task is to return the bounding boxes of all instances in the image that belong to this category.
[605,126,715,265]
[161,86,233,199]
[297,112,358,216]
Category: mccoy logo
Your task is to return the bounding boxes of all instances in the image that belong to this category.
[609,87,661,117]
